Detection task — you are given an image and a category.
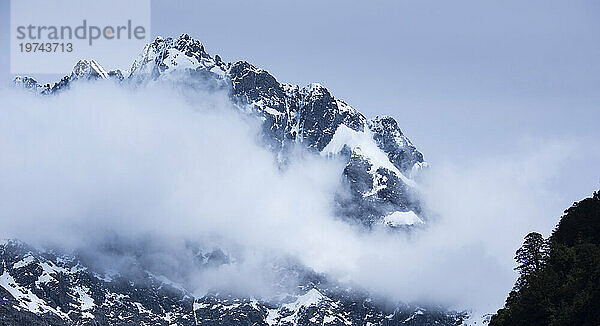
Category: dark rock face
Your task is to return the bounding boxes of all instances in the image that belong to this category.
[0,240,466,325]
[369,117,425,176]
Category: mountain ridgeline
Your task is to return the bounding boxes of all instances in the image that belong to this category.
[0,34,473,326]
[0,238,467,326]
[14,33,427,228]
[490,191,600,326]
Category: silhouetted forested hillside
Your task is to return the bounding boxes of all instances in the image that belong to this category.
[490,191,600,326]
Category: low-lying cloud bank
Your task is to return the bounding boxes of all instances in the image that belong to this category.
[0,80,579,313]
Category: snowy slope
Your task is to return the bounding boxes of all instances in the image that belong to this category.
[0,240,467,326]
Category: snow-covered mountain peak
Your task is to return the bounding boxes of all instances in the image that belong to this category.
[12,33,427,227]
[0,33,479,326]
[128,34,226,81]
[72,59,109,79]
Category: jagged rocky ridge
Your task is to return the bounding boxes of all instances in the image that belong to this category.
[14,34,427,228]
[0,239,466,326]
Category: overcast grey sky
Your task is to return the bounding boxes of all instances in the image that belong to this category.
[1,0,598,212]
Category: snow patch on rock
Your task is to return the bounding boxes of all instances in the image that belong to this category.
[383,210,424,227]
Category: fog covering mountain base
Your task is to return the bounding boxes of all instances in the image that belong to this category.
[0,34,577,324]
